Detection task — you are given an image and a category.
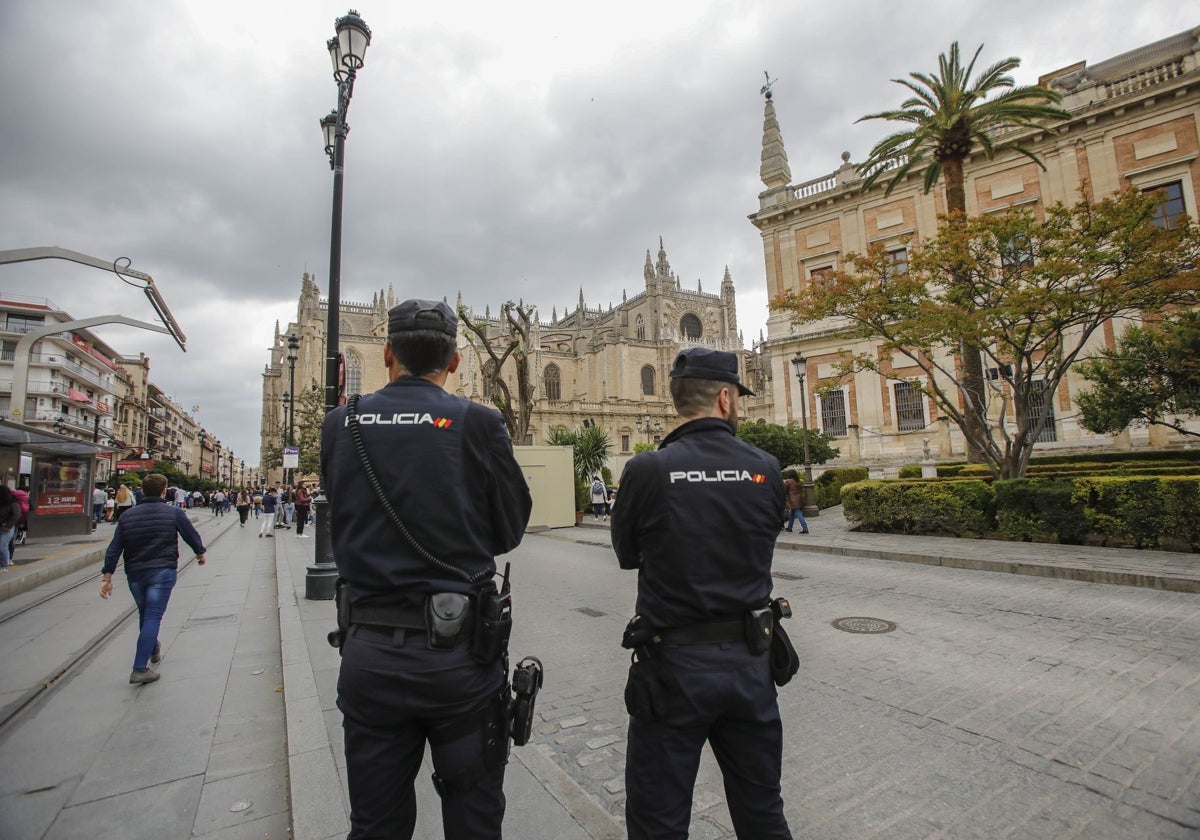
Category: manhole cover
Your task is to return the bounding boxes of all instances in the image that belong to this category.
[772,571,805,581]
[184,613,238,629]
[574,607,605,617]
[832,616,897,634]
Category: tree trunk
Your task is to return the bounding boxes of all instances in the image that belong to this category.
[943,158,988,463]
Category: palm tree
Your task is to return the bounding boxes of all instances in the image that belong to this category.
[857,43,1069,460]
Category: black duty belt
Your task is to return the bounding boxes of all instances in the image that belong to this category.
[351,602,475,631]
[657,619,744,645]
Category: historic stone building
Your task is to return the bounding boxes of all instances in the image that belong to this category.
[750,27,1200,471]
[261,241,762,480]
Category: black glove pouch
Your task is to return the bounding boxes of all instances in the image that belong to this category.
[624,655,679,722]
[770,620,801,686]
[744,606,774,655]
[426,593,472,650]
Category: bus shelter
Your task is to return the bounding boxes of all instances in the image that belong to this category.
[0,418,119,539]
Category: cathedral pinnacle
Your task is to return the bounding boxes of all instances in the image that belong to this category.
[759,76,792,189]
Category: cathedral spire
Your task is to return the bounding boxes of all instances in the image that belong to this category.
[644,250,654,285]
[759,74,792,190]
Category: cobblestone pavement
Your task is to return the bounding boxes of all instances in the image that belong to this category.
[520,530,1200,839]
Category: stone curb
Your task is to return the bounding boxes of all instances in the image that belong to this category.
[0,546,104,603]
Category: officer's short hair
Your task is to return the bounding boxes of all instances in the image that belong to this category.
[670,377,730,418]
[388,330,457,377]
[143,473,167,498]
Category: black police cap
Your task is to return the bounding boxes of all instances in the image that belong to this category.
[669,348,754,396]
[387,298,458,337]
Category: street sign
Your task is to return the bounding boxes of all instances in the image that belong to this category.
[283,447,300,469]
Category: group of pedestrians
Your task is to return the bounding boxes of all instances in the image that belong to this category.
[251,482,313,538]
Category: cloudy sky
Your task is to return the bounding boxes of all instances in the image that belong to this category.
[1,1,1194,465]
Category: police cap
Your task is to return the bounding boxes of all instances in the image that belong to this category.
[669,348,754,396]
[387,298,458,337]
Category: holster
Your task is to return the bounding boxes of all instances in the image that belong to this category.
[623,650,680,722]
[769,596,800,686]
[510,657,543,747]
[327,577,350,651]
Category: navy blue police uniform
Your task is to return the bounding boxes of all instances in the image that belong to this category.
[611,348,792,840]
[321,299,532,840]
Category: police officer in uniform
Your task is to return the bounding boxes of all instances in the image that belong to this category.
[611,347,792,839]
[322,298,532,840]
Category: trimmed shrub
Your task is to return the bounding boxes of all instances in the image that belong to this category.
[842,480,994,537]
[993,479,1090,544]
[1072,477,1168,548]
[898,464,922,479]
[814,467,869,509]
[1160,478,1200,552]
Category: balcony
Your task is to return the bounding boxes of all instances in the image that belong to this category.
[24,351,114,393]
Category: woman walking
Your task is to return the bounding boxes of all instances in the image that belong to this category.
[0,487,22,572]
[114,483,135,522]
[236,489,251,526]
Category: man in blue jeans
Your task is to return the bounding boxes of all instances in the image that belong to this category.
[99,473,207,685]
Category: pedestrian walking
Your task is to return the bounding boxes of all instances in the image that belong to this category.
[782,470,809,534]
[282,485,295,528]
[590,475,607,520]
[322,298,533,839]
[259,488,278,537]
[611,348,794,839]
[236,489,251,526]
[294,482,311,538]
[98,473,207,685]
[104,489,116,522]
[211,489,226,517]
[114,483,134,522]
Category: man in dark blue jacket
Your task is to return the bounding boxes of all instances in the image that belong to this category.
[323,298,532,840]
[99,472,207,685]
[612,348,791,840]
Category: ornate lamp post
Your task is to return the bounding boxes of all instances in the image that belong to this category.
[228,451,234,489]
[240,460,245,487]
[286,333,298,485]
[635,413,662,444]
[790,354,820,518]
[310,9,371,600]
[198,431,206,479]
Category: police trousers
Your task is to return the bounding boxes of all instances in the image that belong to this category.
[625,642,792,840]
[337,624,507,840]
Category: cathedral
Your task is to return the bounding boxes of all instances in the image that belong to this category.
[260,241,765,480]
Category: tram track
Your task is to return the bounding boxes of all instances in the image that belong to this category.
[0,515,238,736]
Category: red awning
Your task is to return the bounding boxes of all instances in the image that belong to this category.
[68,387,90,403]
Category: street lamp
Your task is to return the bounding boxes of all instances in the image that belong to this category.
[790,354,820,518]
[635,413,662,444]
[286,333,298,485]
[240,460,245,487]
[198,431,206,479]
[311,9,371,601]
[228,451,234,489]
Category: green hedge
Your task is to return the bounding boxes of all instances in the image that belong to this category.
[994,479,1090,544]
[841,480,995,537]
[814,467,869,509]
[843,475,1200,550]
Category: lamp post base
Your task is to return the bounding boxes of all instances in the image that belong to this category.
[304,491,338,600]
[802,465,820,518]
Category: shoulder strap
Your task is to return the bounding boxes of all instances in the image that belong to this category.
[346,394,481,583]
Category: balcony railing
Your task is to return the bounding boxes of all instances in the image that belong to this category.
[25,351,114,392]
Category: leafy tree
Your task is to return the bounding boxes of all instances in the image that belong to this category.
[775,187,1200,479]
[1077,312,1200,438]
[857,42,1069,460]
[547,424,612,481]
[459,300,537,444]
[632,442,656,455]
[736,422,839,470]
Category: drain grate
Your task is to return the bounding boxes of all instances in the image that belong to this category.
[574,607,606,618]
[772,571,805,581]
[184,613,239,629]
[831,616,897,634]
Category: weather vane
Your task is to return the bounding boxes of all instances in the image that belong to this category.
[760,70,777,100]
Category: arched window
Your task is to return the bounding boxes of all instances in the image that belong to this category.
[346,350,363,397]
[641,365,655,396]
[544,364,561,401]
[680,313,702,340]
[482,359,498,400]
[635,314,646,340]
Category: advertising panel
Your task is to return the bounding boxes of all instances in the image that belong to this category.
[35,456,91,515]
